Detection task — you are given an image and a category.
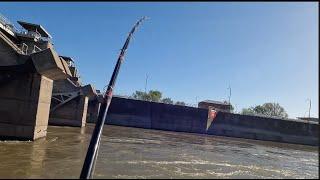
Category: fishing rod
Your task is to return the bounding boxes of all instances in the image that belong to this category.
[80,16,148,179]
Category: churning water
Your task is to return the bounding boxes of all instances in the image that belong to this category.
[0,124,318,179]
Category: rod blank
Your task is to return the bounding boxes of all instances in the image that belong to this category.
[80,17,147,179]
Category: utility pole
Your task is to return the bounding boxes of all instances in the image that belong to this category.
[307,99,311,119]
[144,73,149,94]
[227,86,231,104]
[227,86,232,111]
[195,96,198,107]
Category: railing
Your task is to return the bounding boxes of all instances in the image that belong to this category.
[32,45,41,53]
[15,43,41,55]
[21,43,28,54]
[0,13,18,33]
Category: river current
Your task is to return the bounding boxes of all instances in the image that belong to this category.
[0,124,318,179]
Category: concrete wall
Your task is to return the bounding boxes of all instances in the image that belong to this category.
[106,97,208,134]
[102,97,319,146]
[49,78,94,127]
[86,99,101,123]
[207,112,319,146]
[49,95,88,127]
[0,72,52,140]
[52,79,78,93]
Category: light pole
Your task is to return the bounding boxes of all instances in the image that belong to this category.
[144,73,149,94]
[227,86,232,111]
[227,86,231,104]
[195,96,198,107]
[306,99,311,119]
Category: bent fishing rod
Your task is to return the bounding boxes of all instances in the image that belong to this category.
[80,16,147,179]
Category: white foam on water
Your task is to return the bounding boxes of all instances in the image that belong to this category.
[106,137,162,145]
[126,159,295,177]
[173,167,206,177]
[48,137,58,142]
[113,174,148,179]
[206,169,253,177]
[0,140,32,144]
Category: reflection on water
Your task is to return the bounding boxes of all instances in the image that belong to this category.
[0,124,318,179]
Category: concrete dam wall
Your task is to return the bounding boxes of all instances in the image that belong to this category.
[105,96,318,146]
[106,97,208,134]
[207,112,319,146]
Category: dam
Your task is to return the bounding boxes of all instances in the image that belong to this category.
[0,12,318,145]
[105,96,318,146]
[0,12,318,179]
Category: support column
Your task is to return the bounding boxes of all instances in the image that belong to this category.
[87,99,101,123]
[49,95,89,127]
[0,72,53,140]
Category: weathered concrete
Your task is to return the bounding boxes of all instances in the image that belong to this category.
[30,48,68,80]
[49,77,95,127]
[106,96,208,134]
[0,17,68,140]
[207,112,319,146]
[0,72,53,140]
[45,52,97,127]
[49,95,88,127]
[107,96,153,129]
[0,48,69,140]
[87,94,103,123]
[101,96,319,146]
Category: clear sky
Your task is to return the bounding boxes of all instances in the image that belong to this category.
[0,2,318,118]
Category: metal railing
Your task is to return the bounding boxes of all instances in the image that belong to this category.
[21,43,28,54]
[32,45,41,53]
[0,13,18,33]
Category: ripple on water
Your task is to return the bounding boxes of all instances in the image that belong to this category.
[0,125,318,179]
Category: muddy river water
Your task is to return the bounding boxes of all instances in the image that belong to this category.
[0,124,318,179]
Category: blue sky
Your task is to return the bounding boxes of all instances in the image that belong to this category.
[0,2,318,118]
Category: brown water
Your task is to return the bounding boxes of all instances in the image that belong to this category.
[0,124,318,179]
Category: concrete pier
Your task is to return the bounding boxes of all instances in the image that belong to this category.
[0,18,68,140]
[0,71,52,140]
[86,93,103,123]
[49,95,89,127]
[48,58,97,127]
[0,47,67,140]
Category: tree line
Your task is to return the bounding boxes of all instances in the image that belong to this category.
[241,102,288,118]
[128,89,289,118]
[131,90,186,106]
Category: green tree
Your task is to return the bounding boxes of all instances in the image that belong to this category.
[131,91,149,101]
[261,103,288,118]
[131,90,162,102]
[131,90,187,106]
[148,90,162,102]
[175,101,186,106]
[241,102,288,118]
[162,97,173,104]
[241,107,256,115]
